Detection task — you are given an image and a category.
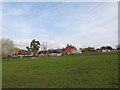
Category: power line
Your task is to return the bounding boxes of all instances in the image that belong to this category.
[79,2,117,25]
[3,2,45,23]
[4,2,101,25]
[3,2,117,30]
[65,2,117,29]
[4,2,65,25]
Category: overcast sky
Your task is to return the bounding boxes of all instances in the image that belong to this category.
[1,2,118,50]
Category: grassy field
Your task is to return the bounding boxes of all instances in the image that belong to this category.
[2,51,118,88]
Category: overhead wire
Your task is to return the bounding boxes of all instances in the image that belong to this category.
[4,2,65,25]
[65,2,117,29]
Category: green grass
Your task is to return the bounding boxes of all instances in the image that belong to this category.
[2,51,118,88]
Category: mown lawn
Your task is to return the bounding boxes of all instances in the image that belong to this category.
[2,51,118,88]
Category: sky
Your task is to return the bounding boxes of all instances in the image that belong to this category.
[1,2,118,50]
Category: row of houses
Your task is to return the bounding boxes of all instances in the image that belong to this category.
[13,50,32,58]
[12,44,114,58]
[79,46,113,53]
[38,44,78,56]
[13,44,78,57]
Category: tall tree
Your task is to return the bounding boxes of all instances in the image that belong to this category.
[107,46,113,50]
[26,39,40,56]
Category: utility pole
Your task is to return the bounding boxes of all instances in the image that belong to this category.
[40,42,47,55]
[43,42,47,51]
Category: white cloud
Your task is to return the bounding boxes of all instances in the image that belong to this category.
[10,22,34,35]
[6,21,46,35]
[13,39,32,49]
[13,39,66,50]
[46,40,65,49]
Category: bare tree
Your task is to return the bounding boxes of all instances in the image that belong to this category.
[0,38,15,59]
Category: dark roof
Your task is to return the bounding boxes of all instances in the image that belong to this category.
[52,50,58,53]
[18,50,31,55]
[13,50,31,55]
[100,46,107,50]
[38,51,47,54]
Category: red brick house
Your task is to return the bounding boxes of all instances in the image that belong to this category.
[38,44,78,56]
[13,50,31,57]
[62,44,78,55]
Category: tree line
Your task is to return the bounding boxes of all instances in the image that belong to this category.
[0,38,120,59]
